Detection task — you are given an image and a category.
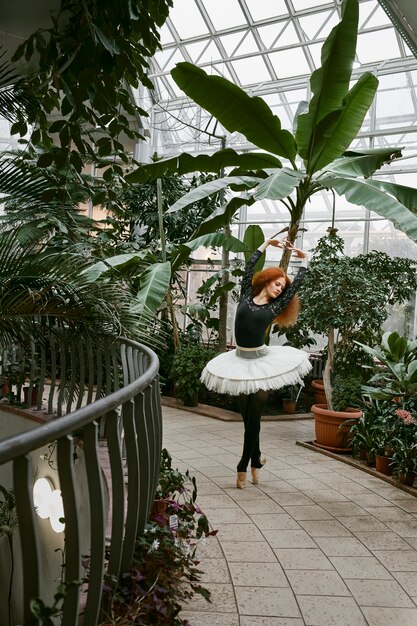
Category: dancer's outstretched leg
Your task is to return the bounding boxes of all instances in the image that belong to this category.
[237,390,269,476]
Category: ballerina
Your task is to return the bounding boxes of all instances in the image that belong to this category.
[201,237,312,488]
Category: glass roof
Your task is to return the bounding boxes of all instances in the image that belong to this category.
[146,0,417,159]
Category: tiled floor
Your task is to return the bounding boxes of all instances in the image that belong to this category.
[162,406,417,626]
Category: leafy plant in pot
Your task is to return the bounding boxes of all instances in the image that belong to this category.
[298,229,417,450]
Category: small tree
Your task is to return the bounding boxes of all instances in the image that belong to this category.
[298,228,417,410]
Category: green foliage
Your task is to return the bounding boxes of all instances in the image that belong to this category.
[128,0,417,252]
[359,332,417,403]
[172,342,218,406]
[332,376,362,411]
[11,0,172,174]
[101,449,215,625]
[299,230,417,378]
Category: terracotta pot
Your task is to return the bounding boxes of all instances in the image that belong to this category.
[282,398,297,414]
[359,450,367,460]
[312,404,362,452]
[366,451,376,467]
[375,454,393,476]
[311,379,327,404]
[397,472,415,486]
[23,386,39,406]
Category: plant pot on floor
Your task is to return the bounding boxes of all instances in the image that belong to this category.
[23,386,39,406]
[311,379,327,405]
[397,472,415,487]
[312,403,362,453]
[375,454,393,476]
[282,398,297,414]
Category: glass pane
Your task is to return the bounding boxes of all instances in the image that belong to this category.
[356,29,400,64]
[298,11,333,40]
[168,0,208,38]
[245,0,289,22]
[257,21,298,49]
[268,47,310,78]
[230,56,272,85]
[203,0,246,30]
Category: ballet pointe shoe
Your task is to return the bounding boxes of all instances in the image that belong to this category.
[251,467,260,485]
[236,471,247,489]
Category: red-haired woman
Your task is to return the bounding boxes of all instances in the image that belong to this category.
[201,237,311,489]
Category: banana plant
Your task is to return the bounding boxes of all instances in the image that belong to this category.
[127,0,417,265]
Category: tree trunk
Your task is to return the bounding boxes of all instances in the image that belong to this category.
[218,224,231,352]
[280,219,301,271]
[323,327,334,410]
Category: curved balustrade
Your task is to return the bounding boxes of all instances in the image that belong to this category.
[0,335,162,626]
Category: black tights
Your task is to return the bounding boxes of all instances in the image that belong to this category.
[237,390,269,472]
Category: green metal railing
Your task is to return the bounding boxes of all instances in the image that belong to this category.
[0,336,162,625]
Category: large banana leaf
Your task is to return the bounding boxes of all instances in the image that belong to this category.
[171,62,297,163]
[132,261,172,314]
[167,175,261,213]
[308,72,378,174]
[82,252,147,282]
[243,225,265,270]
[125,148,282,184]
[191,195,255,239]
[254,168,303,200]
[324,148,402,177]
[322,174,417,241]
[364,179,417,211]
[172,232,249,272]
[296,0,359,165]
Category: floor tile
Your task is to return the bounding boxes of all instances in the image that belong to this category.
[354,531,413,551]
[235,587,301,618]
[182,583,237,613]
[363,506,414,522]
[390,498,417,512]
[238,499,288,514]
[195,537,224,559]
[262,529,317,549]
[346,578,415,607]
[275,548,334,570]
[181,611,240,626]
[199,558,231,583]
[287,569,350,595]
[249,513,302,530]
[202,508,252,525]
[297,595,367,625]
[385,519,417,537]
[314,536,372,557]
[221,541,277,562]
[329,556,392,579]
[361,606,417,626]
[228,561,289,587]
[373,550,417,571]
[281,504,332,520]
[163,409,417,624]
[320,502,368,516]
[217,523,265,542]
[240,618,304,626]
[393,572,417,596]
[268,492,314,506]
[298,519,352,537]
[336,515,389,532]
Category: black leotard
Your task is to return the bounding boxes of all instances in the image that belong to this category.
[234,250,306,348]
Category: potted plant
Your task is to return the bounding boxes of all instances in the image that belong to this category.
[390,440,417,486]
[171,342,218,407]
[282,385,300,414]
[297,230,417,450]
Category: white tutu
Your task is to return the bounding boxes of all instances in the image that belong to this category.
[201,345,312,396]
